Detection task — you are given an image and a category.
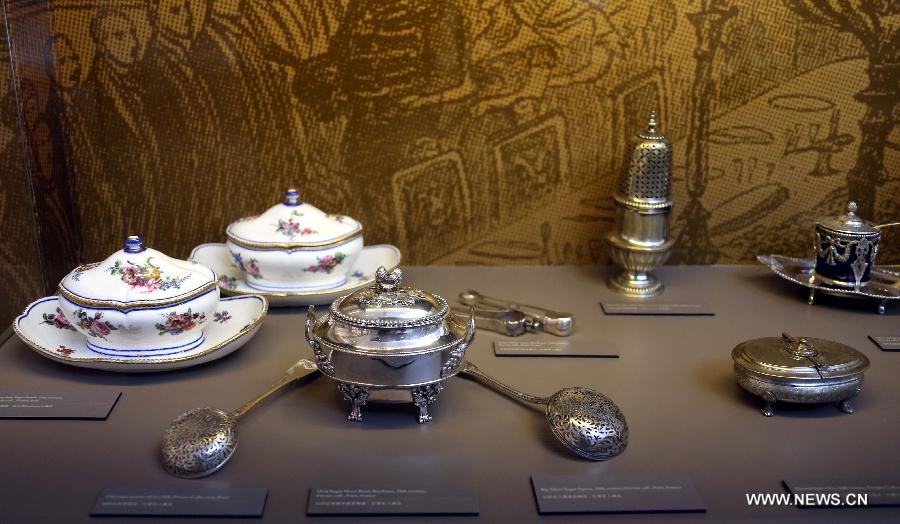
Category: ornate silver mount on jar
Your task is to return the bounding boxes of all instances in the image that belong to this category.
[759,202,899,313]
[813,202,881,291]
[606,112,674,297]
[305,266,475,423]
[731,333,869,417]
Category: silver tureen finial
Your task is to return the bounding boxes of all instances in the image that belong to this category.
[375,266,403,291]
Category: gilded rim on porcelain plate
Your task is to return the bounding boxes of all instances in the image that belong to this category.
[214,251,400,298]
[225,226,363,251]
[12,295,268,365]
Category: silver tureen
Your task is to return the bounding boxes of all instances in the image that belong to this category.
[305,266,475,423]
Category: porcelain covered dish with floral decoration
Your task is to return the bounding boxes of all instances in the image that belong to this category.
[56,235,219,355]
[226,189,364,292]
[305,266,475,423]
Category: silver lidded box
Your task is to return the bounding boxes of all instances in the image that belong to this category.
[732,333,869,417]
[305,266,475,423]
[606,112,673,297]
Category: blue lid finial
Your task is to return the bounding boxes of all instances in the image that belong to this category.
[124,235,145,253]
[285,188,301,206]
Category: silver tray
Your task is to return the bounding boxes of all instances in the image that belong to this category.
[757,254,900,314]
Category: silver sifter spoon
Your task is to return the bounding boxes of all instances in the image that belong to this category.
[459,360,627,460]
[161,359,320,478]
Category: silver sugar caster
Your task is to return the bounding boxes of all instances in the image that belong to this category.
[606,112,674,297]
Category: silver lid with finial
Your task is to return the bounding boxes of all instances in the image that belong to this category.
[816,201,880,236]
[329,266,449,329]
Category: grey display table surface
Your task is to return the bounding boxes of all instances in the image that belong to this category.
[1,266,899,523]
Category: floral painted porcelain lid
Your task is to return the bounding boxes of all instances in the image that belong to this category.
[58,236,216,309]
[226,189,362,249]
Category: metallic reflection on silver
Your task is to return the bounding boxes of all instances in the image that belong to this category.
[732,333,869,417]
[606,112,673,297]
[458,290,573,336]
[305,266,476,423]
[161,359,319,478]
[459,360,627,461]
[757,254,900,314]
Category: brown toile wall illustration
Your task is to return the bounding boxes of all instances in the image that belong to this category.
[1,0,898,324]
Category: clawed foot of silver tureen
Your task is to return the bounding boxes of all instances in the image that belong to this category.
[411,384,443,424]
[338,383,370,422]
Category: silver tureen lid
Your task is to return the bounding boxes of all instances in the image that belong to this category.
[329,267,449,328]
[732,333,869,380]
[315,266,470,355]
[816,202,879,236]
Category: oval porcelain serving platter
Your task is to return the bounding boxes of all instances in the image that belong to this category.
[190,243,401,307]
[13,295,267,372]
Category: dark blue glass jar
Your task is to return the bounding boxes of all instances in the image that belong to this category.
[813,202,880,289]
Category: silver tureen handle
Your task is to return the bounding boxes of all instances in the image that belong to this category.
[441,306,476,378]
[305,306,335,376]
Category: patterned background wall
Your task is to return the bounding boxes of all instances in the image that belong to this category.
[1,0,898,325]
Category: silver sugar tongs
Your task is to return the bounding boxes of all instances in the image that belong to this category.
[451,307,531,337]
[456,290,573,337]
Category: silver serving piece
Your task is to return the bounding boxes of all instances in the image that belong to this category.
[810,202,900,306]
[459,360,627,461]
[305,266,475,423]
[457,290,573,336]
[160,359,319,478]
[606,112,673,297]
[452,307,529,337]
[758,254,900,314]
[732,333,869,417]
[757,203,899,313]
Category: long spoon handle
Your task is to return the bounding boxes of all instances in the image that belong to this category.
[875,222,900,229]
[459,360,548,406]
[233,359,320,419]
